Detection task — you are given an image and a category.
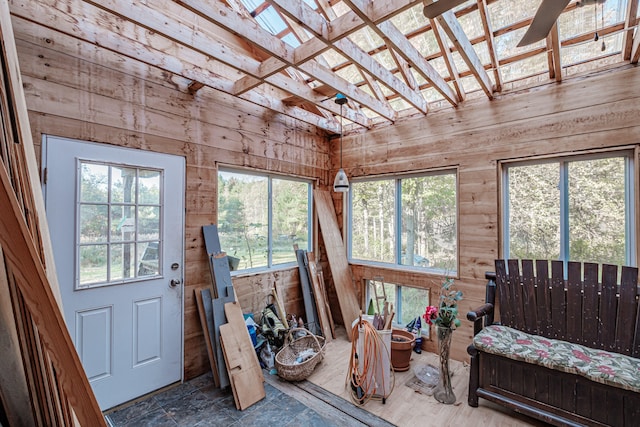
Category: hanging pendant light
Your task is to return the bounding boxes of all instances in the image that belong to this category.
[333,93,349,192]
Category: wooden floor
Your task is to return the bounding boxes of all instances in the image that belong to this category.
[302,327,547,427]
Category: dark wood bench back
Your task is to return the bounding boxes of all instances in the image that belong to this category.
[494,259,640,357]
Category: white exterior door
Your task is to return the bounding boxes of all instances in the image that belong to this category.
[43,135,184,410]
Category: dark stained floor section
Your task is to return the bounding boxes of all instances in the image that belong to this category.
[104,372,391,427]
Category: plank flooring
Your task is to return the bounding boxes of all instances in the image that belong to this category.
[305,327,547,427]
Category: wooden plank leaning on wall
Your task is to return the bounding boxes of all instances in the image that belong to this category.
[0,1,104,424]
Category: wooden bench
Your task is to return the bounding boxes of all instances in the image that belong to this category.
[467,259,640,427]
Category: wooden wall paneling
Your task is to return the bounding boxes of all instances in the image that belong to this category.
[15,20,328,380]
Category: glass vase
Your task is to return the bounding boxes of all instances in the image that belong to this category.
[434,326,456,404]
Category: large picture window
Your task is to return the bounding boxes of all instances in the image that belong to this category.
[217,168,311,271]
[503,151,635,266]
[349,171,458,274]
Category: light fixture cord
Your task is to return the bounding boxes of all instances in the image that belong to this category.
[339,103,344,169]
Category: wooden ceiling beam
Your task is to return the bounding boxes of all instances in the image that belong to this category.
[435,10,494,99]
[22,0,341,132]
[179,0,395,121]
[342,0,458,106]
[546,23,562,82]
[83,0,370,128]
[476,0,502,92]
[632,29,640,64]
[388,46,418,91]
[269,0,427,114]
[429,18,465,102]
[622,0,639,61]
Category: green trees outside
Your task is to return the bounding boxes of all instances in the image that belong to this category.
[508,156,627,266]
[351,173,457,273]
[217,170,310,270]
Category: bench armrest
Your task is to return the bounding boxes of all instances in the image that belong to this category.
[467,303,494,322]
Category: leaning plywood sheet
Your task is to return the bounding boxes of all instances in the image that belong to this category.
[224,301,264,382]
[313,190,360,339]
[220,301,265,410]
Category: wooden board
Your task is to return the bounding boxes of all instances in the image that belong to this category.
[306,252,333,341]
[295,248,320,335]
[317,269,336,338]
[211,295,232,388]
[313,190,360,338]
[194,288,220,387]
[223,301,263,382]
[202,224,234,299]
[219,301,265,410]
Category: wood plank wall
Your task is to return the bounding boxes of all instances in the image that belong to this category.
[339,65,640,360]
[11,7,640,377]
[12,17,328,379]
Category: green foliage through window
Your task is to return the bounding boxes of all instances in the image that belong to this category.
[504,153,633,266]
[349,171,458,274]
[218,169,311,271]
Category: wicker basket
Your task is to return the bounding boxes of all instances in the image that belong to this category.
[275,328,326,382]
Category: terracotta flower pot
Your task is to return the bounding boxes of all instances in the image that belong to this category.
[390,328,415,371]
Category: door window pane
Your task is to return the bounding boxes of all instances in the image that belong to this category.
[111,166,137,203]
[80,163,108,203]
[138,170,161,204]
[79,245,108,285]
[80,205,109,244]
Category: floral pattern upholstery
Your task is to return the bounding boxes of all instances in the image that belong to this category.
[473,325,640,393]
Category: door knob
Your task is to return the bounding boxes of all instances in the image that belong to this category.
[169,279,181,287]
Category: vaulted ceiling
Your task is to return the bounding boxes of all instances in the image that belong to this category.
[11,0,640,133]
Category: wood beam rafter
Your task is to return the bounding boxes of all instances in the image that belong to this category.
[178,0,396,122]
[268,0,427,114]
[632,28,640,64]
[21,0,342,132]
[342,0,458,106]
[546,23,562,82]
[435,10,494,99]
[622,0,639,60]
[429,18,465,102]
[476,0,502,92]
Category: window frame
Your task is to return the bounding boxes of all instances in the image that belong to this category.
[501,149,636,267]
[365,279,431,336]
[217,166,313,274]
[347,168,459,276]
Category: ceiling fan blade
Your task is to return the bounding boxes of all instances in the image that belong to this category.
[423,0,469,19]
[517,0,571,47]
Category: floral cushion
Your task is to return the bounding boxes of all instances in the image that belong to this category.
[473,325,640,393]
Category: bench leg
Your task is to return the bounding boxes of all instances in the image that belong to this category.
[467,345,479,407]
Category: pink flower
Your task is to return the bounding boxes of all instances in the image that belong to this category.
[423,305,438,325]
[597,352,613,358]
[516,339,532,345]
[572,350,591,362]
[481,336,493,346]
[539,339,552,347]
[598,365,615,376]
[535,349,549,358]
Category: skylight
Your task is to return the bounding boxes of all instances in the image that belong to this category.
[234,0,635,126]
